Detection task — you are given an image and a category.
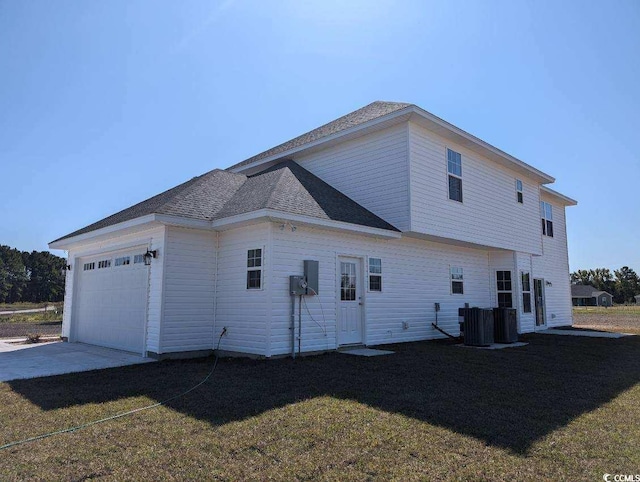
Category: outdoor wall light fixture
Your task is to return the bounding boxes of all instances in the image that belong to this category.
[143,249,157,266]
[545,281,553,287]
[66,264,72,271]
[279,222,297,232]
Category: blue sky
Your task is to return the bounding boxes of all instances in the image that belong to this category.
[0,0,638,272]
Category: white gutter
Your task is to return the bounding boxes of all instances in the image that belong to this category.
[229,104,556,184]
[540,186,578,206]
[50,208,402,250]
[228,108,413,174]
[410,106,555,184]
[211,209,402,239]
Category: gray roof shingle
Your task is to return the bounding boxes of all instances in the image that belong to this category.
[215,160,398,231]
[227,101,412,171]
[571,284,611,298]
[52,160,398,243]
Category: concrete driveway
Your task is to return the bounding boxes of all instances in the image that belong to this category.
[0,341,154,382]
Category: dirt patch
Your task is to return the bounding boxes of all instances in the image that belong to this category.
[573,308,640,335]
[0,321,62,338]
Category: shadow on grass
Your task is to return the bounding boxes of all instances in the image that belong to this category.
[7,334,640,454]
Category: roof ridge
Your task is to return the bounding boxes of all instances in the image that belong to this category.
[227,101,413,171]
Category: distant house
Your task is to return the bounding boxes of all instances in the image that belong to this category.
[571,284,613,307]
[635,294,640,304]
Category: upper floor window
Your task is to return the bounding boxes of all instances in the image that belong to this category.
[450,266,464,294]
[247,248,262,289]
[447,148,463,203]
[369,258,382,292]
[540,201,554,237]
[516,179,523,204]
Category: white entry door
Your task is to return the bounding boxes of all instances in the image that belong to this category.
[338,257,363,346]
[74,249,149,354]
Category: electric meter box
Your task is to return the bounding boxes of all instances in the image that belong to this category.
[289,276,307,296]
[304,260,319,295]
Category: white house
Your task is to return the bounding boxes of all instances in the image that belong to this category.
[50,101,577,358]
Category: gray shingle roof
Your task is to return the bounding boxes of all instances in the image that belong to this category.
[571,284,611,298]
[52,161,398,243]
[51,170,246,243]
[215,160,398,231]
[227,101,413,171]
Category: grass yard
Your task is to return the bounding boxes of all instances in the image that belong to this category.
[1,334,638,480]
[0,302,63,312]
[573,305,640,335]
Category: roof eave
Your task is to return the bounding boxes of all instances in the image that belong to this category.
[49,214,214,250]
[212,209,402,239]
[408,106,556,184]
[228,107,414,175]
[540,185,578,206]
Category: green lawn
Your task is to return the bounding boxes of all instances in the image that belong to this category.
[0,304,63,324]
[0,302,62,312]
[1,334,638,480]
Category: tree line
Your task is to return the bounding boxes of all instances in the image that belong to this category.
[571,267,640,304]
[0,245,66,303]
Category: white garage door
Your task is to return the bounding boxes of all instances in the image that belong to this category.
[75,249,149,353]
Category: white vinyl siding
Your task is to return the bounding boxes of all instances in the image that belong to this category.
[409,122,543,254]
[215,223,271,356]
[295,123,410,231]
[160,227,216,354]
[532,196,573,328]
[269,223,490,356]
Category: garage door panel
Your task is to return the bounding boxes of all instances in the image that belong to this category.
[75,250,148,353]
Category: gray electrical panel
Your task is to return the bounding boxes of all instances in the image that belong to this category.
[304,260,319,295]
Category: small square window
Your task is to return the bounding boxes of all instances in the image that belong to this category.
[447,149,462,176]
[448,176,463,202]
[247,270,261,289]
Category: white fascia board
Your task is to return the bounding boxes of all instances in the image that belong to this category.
[228,104,555,186]
[540,186,578,206]
[154,214,213,229]
[409,106,555,184]
[228,107,414,174]
[49,214,159,250]
[212,209,402,239]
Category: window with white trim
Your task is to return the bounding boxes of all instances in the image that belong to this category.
[97,259,111,269]
[521,272,532,313]
[246,248,262,289]
[450,266,464,294]
[83,262,95,271]
[115,256,130,267]
[516,179,523,204]
[369,258,382,292]
[134,254,145,264]
[496,271,513,308]
[447,148,463,202]
[540,201,554,237]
